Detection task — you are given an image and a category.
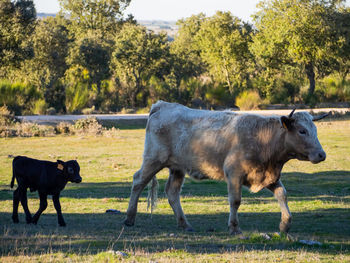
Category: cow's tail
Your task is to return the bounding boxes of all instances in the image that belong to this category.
[10,173,15,188]
[10,156,18,188]
[147,176,159,214]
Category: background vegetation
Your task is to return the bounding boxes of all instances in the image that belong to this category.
[0,0,349,114]
[0,119,349,262]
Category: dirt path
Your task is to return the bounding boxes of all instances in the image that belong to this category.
[18,108,349,125]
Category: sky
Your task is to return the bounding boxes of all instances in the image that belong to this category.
[34,0,350,22]
[33,0,264,22]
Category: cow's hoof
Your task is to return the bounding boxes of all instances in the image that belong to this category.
[185,226,194,232]
[229,228,242,236]
[12,216,19,223]
[58,221,66,227]
[26,218,32,224]
[123,219,134,227]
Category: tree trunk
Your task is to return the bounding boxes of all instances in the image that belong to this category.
[305,62,315,96]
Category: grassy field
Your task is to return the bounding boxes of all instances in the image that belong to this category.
[0,120,349,262]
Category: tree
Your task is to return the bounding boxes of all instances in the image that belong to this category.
[58,0,131,39]
[23,16,70,112]
[251,0,347,98]
[67,34,112,93]
[331,7,350,81]
[111,23,170,107]
[170,13,206,81]
[0,0,36,76]
[195,11,253,96]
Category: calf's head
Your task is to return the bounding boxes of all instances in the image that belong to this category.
[281,109,329,164]
[57,160,82,183]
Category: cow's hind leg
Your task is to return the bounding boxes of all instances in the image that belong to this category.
[124,160,163,226]
[166,169,193,231]
[267,180,292,234]
[12,188,20,223]
[225,167,243,235]
[32,192,48,225]
[19,187,32,224]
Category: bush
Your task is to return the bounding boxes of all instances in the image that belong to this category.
[55,122,73,134]
[0,105,18,126]
[32,99,48,115]
[235,90,263,110]
[0,80,42,115]
[73,117,104,135]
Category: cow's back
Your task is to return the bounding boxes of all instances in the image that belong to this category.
[145,101,239,178]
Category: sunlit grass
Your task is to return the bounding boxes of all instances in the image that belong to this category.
[0,120,349,262]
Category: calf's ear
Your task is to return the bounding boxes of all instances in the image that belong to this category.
[57,160,65,171]
[281,116,294,131]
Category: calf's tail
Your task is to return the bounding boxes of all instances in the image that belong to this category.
[10,171,15,188]
[147,176,158,214]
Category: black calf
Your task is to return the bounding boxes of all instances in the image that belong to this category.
[11,156,82,226]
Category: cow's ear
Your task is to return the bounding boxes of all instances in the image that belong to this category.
[281,116,294,131]
[57,160,65,171]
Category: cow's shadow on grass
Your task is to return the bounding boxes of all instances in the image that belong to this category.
[1,170,349,201]
[0,207,349,256]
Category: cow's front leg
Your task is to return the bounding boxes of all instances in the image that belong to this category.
[12,188,20,223]
[19,187,32,224]
[165,169,193,231]
[226,170,243,235]
[52,194,65,226]
[32,192,48,225]
[267,180,292,234]
[124,160,163,227]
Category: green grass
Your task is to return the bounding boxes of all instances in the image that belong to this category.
[0,121,349,262]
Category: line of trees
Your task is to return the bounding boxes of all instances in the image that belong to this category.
[0,0,349,115]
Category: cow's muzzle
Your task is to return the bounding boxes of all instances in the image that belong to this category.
[73,177,82,183]
[309,150,326,164]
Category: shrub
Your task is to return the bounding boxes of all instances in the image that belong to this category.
[0,80,42,115]
[46,107,57,115]
[32,99,48,115]
[55,122,73,135]
[73,117,104,135]
[0,105,18,126]
[235,90,263,110]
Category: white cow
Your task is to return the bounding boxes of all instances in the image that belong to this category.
[124,101,328,235]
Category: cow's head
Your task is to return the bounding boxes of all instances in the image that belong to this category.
[281,109,329,164]
[57,160,82,183]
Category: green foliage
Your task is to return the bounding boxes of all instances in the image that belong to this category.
[58,0,131,38]
[67,34,112,99]
[0,80,42,115]
[32,99,48,115]
[251,0,348,96]
[65,82,90,114]
[205,83,234,107]
[196,11,253,96]
[0,0,36,73]
[316,75,350,102]
[236,90,263,110]
[170,14,206,80]
[111,23,170,107]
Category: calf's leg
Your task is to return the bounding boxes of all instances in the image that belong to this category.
[52,194,66,226]
[19,187,32,224]
[267,180,292,234]
[12,188,20,223]
[124,160,163,226]
[165,169,193,231]
[32,192,48,225]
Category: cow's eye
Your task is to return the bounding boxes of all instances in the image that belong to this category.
[68,167,74,174]
[298,129,307,135]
